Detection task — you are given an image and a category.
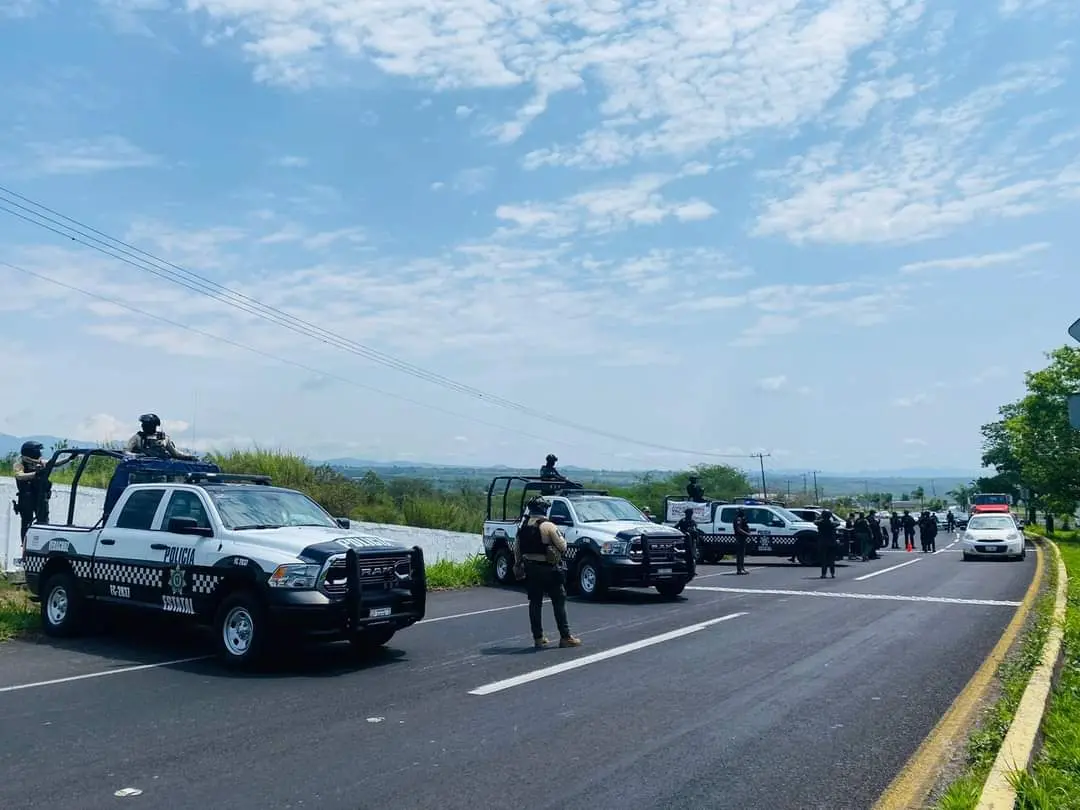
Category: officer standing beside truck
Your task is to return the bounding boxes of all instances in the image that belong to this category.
[11,440,74,547]
[733,507,751,575]
[513,497,582,650]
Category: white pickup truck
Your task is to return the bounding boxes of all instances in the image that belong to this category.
[482,475,696,599]
[23,454,427,667]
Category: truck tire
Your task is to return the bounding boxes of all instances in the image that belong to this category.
[40,571,86,638]
[575,556,607,600]
[655,582,686,599]
[350,626,396,652]
[213,590,269,669]
[493,545,516,585]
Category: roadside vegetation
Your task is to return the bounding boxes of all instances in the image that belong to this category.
[933,544,1057,810]
[1010,537,1080,809]
[0,575,35,641]
[939,343,1080,808]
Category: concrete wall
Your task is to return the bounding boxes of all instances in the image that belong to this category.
[0,477,484,572]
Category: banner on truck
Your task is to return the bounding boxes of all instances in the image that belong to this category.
[665,500,712,523]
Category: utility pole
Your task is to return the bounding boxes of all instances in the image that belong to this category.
[785,479,792,499]
[750,453,771,499]
[811,470,821,503]
[802,473,808,496]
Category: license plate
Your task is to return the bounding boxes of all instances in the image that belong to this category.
[370,607,392,618]
[658,568,672,575]
[992,546,1004,553]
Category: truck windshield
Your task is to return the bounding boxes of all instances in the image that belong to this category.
[772,507,805,523]
[207,489,338,530]
[572,498,648,523]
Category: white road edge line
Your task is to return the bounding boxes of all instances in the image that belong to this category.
[934,540,959,555]
[854,558,922,581]
[0,656,212,694]
[685,585,1021,607]
[468,611,748,696]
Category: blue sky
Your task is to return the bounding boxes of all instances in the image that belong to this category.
[0,0,1078,474]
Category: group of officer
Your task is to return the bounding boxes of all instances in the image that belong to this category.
[10,413,195,546]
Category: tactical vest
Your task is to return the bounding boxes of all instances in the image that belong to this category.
[517,519,549,557]
[137,432,169,457]
[15,457,44,496]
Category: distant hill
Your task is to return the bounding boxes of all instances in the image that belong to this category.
[1,433,983,497]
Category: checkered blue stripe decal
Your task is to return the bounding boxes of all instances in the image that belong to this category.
[22,552,223,595]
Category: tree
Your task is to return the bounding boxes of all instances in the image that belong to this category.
[912,486,925,503]
[947,483,974,510]
[980,345,1080,521]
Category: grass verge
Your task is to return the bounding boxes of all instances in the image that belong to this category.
[0,576,36,642]
[426,554,494,590]
[932,541,1057,810]
[1010,538,1080,809]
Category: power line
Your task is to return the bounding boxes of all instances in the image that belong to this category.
[0,185,757,459]
[0,258,559,450]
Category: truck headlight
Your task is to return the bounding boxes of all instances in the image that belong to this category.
[1005,532,1019,541]
[600,540,629,556]
[268,563,320,589]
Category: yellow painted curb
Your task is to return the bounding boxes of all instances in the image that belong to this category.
[872,539,1045,810]
[976,538,1069,809]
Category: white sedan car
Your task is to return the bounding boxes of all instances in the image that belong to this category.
[960,514,1027,561]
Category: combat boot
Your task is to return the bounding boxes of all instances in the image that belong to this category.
[559,635,582,648]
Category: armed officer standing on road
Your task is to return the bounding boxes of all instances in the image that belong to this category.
[854,512,872,561]
[733,507,751,574]
[513,497,582,650]
[686,476,705,502]
[12,441,74,547]
[125,413,197,460]
[890,511,901,549]
[815,509,838,579]
[902,510,917,551]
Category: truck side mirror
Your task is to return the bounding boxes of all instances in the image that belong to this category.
[335,517,351,529]
[167,516,213,537]
[549,515,572,527]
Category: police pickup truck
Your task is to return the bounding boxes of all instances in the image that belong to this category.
[483,475,695,599]
[663,497,821,565]
[22,448,427,667]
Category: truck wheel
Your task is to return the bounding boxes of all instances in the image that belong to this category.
[656,582,686,599]
[576,557,607,600]
[213,590,268,668]
[350,627,396,652]
[41,571,86,638]
[493,546,516,585]
[796,547,817,566]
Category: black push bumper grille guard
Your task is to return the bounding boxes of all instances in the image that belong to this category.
[344,546,428,629]
[638,537,695,579]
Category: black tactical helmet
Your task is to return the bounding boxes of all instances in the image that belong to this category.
[545,453,557,463]
[139,413,161,432]
[20,440,43,459]
[684,507,694,516]
[527,496,549,515]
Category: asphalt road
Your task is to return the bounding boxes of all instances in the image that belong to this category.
[0,536,1035,810]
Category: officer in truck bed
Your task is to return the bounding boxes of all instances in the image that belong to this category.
[125,413,197,460]
[513,496,582,650]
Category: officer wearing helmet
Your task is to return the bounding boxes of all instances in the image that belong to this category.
[11,440,72,544]
[732,507,751,575]
[512,496,582,650]
[686,475,705,502]
[538,453,580,494]
[125,413,197,460]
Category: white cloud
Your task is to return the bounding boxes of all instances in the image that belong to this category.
[898,242,1051,274]
[26,135,159,175]
[753,56,1078,245]
[273,155,308,168]
[892,393,931,407]
[494,172,716,238]
[111,0,928,166]
[454,105,473,119]
[756,375,787,391]
[452,166,494,195]
[903,437,927,446]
